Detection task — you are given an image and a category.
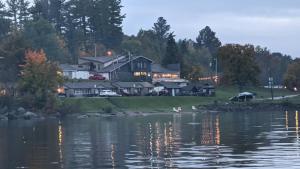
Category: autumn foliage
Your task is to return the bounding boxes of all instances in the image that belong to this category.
[19,49,63,113]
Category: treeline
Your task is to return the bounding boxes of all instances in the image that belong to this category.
[0,0,298,89]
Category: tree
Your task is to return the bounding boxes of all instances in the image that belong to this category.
[18,0,30,28]
[23,18,70,62]
[89,0,125,49]
[284,59,300,91]
[187,66,203,82]
[6,0,19,27]
[0,31,28,83]
[218,44,260,91]
[18,49,63,112]
[49,0,64,33]
[196,26,221,56]
[152,17,170,41]
[0,1,11,37]
[152,17,170,60]
[162,33,181,66]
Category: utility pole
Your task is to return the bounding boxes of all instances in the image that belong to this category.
[215,57,218,84]
[269,77,274,100]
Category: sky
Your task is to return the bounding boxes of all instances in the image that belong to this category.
[121,0,300,58]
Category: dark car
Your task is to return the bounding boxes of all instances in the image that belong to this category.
[230,92,255,102]
[89,74,106,80]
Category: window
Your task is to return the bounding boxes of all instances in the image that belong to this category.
[134,72,147,76]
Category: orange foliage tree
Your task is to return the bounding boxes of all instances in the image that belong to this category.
[18,49,63,113]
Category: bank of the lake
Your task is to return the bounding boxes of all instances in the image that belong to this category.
[59,87,300,114]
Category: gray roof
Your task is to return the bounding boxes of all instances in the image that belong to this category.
[138,82,154,88]
[59,64,89,71]
[59,64,77,71]
[79,56,116,63]
[113,82,144,88]
[99,56,153,73]
[166,64,180,71]
[152,64,179,73]
[112,82,154,88]
[157,82,181,89]
[64,82,104,89]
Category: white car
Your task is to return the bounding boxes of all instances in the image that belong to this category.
[99,90,121,97]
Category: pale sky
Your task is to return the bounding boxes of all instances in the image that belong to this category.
[121,0,300,58]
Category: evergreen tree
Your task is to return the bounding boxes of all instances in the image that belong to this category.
[162,33,180,66]
[23,18,70,62]
[196,26,221,56]
[6,0,19,27]
[0,2,11,37]
[18,0,30,28]
[152,17,170,60]
[30,0,50,20]
[153,17,170,41]
[49,0,64,33]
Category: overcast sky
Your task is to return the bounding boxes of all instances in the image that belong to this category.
[121,0,300,58]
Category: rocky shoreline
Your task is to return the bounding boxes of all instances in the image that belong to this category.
[199,102,300,113]
[1,102,299,121]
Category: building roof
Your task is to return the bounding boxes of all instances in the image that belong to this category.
[99,56,153,73]
[157,82,182,89]
[152,64,179,74]
[59,64,77,71]
[138,82,154,88]
[113,82,144,88]
[59,64,89,71]
[166,64,180,72]
[113,82,154,88]
[79,56,116,63]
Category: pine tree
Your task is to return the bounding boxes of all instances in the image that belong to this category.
[6,0,19,28]
[153,17,170,41]
[49,0,64,33]
[18,0,30,28]
[196,26,221,56]
[0,1,11,37]
[162,33,180,66]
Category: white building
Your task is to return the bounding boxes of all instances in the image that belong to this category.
[59,64,90,80]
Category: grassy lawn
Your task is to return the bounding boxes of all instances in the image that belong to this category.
[61,86,298,113]
[216,86,296,99]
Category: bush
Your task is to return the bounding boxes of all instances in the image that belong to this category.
[58,101,82,115]
[0,95,14,109]
[102,106,113,114]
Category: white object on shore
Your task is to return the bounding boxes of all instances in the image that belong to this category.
[192,106,197,110]
[173,107,182,113]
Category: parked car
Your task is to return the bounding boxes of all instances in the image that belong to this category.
[230,92,255,102]
[89,74,106,80]
[99,90,121,97]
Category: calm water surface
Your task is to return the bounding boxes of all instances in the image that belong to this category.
[1,111,300,169]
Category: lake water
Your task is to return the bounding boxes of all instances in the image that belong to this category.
[1,111,300,169]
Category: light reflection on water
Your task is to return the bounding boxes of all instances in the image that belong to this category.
[1,110,300,168]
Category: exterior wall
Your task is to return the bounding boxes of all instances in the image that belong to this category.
[63,70,90,79]
[111,58,152,82]
[72,71,90,79]
[78,58,104,71]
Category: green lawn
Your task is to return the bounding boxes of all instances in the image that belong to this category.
[61,86,298,113]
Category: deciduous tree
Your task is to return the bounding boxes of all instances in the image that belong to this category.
[219,44,260,91]
[18,50,63,112]
[284,59,300,91]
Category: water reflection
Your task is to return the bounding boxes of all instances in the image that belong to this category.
[2,111,300,168]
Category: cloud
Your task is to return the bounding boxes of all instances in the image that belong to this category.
[121,0,300,57]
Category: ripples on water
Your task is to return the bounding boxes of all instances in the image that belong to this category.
[1,111,300,169]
